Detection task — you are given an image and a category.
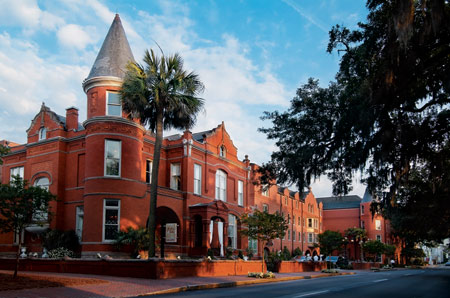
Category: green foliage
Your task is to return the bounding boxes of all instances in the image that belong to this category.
[115,227,151,257]
[281,246,291,260]
[241,210,288,244]
[48,247,75,259]
[383,244,396,258]
[248,271,275,278]
[42,229,80,252]
[363,240,385,261]
[318,230,343,257]
[0,144,10,165]
[266,251,282,272]
[226,247,233,259]
[245,247,254,259]
[293,247,302,257]
[344,228,367,242]
[259,0,450,244]
[0,176,55,237]
[121,49,204,258]
[237,249,244,259]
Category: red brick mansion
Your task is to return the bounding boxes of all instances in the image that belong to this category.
[0,15,391,260]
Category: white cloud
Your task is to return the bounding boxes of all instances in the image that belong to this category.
[0,32,88,142]
[57,24,93,50]
[0,0,64,32]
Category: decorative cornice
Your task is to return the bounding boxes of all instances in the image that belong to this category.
[83,116,145,132]
[82,76,123,93]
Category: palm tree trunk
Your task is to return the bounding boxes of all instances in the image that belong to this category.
[148,108,164,258]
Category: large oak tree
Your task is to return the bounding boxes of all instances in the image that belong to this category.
[260,0,449,245]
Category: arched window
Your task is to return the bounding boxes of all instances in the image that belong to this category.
[33,177,50,221]
[38,127,46,141]
[219,145,226,158]
[215,170,227,201]
[34,177,50,190]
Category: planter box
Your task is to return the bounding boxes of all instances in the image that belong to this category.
[277,261,326,273]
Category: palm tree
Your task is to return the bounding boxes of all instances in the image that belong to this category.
[345,227,367,262]
[120,49,204,257]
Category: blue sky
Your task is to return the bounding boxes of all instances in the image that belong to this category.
[0,0,368,197]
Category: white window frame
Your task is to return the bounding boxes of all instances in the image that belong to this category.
[298,232,301,242]
[376,235,382,241]
[170,163,181,190]
[194,164,202,195]
[308,218,313,228]
[76,206,84,241]
[238,180,244,206]
[215,170,227,201]
[261,184,269,196]
[263,204,269,213]
[308,233,313,243]
[375,219,381,230]
[293,230,296,241]
[103,199,120,242]
[145,160,152,183]
[288,230,291,240]
[104,139,121,177]
[106,91,122,116]
[361,205,365,215]
[248,238,258,255]
[38,127,47,141]
[10,166,24,181]
[228,214,237,249]
[33,177,50,222]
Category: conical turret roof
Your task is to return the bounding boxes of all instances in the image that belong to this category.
[86,14,134,80]
[362,187,373,203]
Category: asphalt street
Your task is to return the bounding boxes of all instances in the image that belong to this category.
[147,269,450,298]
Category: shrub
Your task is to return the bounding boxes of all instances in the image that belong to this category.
[245,247,254,260]
[248,271,275,278]
[226,247,233,259]
[293,247,302,257]
[115,227,150,257]
[237,249,244,259]
[281,246,291,260]
[266,251,282,272]
[48,247,75,259]
[207,248,215,259]
[322,269,339,273]
[42,229,80,253]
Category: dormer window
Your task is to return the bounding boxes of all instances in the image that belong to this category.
[107,91,121,116]
[219,145,226,158]
[38,127,46,141]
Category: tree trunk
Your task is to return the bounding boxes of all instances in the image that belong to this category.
[360,242,364,262]
[262,242,265,273]
[14,241,20,278]
[148,108,164,258]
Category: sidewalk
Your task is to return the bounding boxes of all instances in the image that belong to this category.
[0,270,356,298]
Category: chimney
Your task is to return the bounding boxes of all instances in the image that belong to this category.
[66,107,79,131]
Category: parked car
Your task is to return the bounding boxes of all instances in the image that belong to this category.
[445,261,450,266]
[295,256,307,262]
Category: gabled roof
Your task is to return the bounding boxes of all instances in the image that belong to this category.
[192,129,213,143]
[86,14,134,80]
[316,195,362,210]
[27,103,84,132]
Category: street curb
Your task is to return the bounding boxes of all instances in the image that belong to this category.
[140,272,356,296]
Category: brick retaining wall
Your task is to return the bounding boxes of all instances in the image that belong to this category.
[0,258,326,279]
